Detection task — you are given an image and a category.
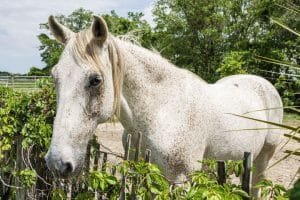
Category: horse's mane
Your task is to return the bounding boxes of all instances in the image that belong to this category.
[70,29,124,117]
[69,29,205,117]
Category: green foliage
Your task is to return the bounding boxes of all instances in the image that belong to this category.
[0,80,55,197]
[125,161,169,199]
[217,51,247,78]
[275,75,300,106]
[226,160,243,178]
[255,179,288,199]
[34,4,300,107]
[152,0,300,106]
[168,164,249,200]
[289,178,300,200]
[51,189,67,200]
[103,11,156,49]
[0,71,11,76]
[84,159,251,200]
[74,191,95,200]
[89,170,119,197]
[37,33,64,74]
[185,177,249,200]
[28,66,48,76]
[17,168,37,188]
[153,0,228,81]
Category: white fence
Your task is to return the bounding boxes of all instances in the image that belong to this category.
[0,76,51,89]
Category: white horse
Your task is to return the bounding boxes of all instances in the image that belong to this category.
[45,15,283,196]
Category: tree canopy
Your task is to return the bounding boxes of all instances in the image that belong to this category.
[35,2,300,106]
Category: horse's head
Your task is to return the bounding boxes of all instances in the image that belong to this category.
[45,15,123,177]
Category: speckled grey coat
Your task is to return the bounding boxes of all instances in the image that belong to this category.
[118,39,283,190]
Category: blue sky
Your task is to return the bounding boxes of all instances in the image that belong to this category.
[0,0,154,74]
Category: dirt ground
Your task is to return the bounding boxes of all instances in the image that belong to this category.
[96,114,299,188]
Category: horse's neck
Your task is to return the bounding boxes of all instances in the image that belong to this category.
[119,40,177,88]
[116,39,207,130]
[116,39,180,129]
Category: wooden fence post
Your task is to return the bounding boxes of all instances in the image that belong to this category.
[93,142,100,171]
[217,161,226,185]
[102,152,108,172]
[34,76,37,88]
[242,152,252,199]
[131,132,142,200]
[112,166,117,176]
[99,153,108,200]
[85,141,91,173]
[145,149,151,163]
[66,180,72,200]
[120,134,132,200]
[134,132,142,161]
[11,76,14,88]
[93,141,101,199]
[124,134,132,161]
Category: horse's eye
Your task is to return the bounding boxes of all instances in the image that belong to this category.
[89,76,102,87]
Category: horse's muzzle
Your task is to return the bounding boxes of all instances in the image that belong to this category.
[45,151,75,177]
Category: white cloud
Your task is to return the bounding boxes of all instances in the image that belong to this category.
[0,0,153,73]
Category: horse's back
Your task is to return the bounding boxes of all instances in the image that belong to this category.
[216,74,283,146]
[216,74,283,123]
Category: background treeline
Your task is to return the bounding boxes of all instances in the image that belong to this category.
[27,0,300,107]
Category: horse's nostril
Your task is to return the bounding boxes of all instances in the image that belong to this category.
[60,162,74,175]
[65,162,73,173]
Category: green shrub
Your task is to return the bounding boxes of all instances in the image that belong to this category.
[217,51,248,78]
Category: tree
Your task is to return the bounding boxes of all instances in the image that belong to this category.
[28,67,47,76]
[217,51,247,78]
[37,8,93,74]
[0,71,11,76]
[153,0,300,106]
[153,0,229,82]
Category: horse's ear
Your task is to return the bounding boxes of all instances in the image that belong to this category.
[92,16,108,43]
[48,15,74,44]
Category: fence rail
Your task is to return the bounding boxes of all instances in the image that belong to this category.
[0,76,51,89]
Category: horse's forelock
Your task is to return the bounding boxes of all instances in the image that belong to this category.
[70,30,124,117]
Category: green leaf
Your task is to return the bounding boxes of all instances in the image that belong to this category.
[150,185,161,194]
[232,188,249,198]
[271,18,300,37]
[99,179,105,191]
[106,175,117,185]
